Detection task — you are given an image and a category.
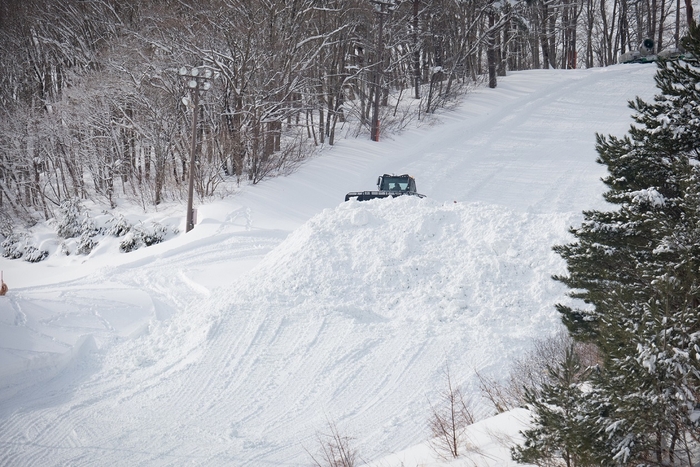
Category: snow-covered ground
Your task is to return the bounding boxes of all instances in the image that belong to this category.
[0,64,659,466]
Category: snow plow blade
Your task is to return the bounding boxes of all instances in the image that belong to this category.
[344,191,424,202]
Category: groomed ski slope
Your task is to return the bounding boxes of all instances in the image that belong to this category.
[0,64,658,466]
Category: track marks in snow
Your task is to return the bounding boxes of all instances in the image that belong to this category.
[0,65,662,466]
[400,67,657,212]
[131,196,581,464]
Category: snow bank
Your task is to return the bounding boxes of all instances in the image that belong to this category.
[22,197,574,465]
[231,195,573,329]
[362,408,532,467]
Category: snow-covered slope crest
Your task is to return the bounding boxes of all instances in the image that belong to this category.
[232,196,576,325]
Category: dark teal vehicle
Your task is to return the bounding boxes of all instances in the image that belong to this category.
[345,174,425,201]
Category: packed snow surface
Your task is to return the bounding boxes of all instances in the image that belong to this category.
[0,65,658,466]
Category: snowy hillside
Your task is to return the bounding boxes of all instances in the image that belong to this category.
[0,64,659,466]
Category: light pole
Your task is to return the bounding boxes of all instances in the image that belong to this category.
[179,66,212,233]
[370,0,395,142]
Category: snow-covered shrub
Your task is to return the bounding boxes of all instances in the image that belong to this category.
[59,241,71,256]
[106,213,131,237]
[55,199,100,255]
[119,231,139,253]
[1,234,24,259]
[76,231,97,255]
[60,227,100,256]
[140,222,169,247]
[119,221,174,253]
[23,245,48,263]
[1,233,48,262]
[56,198,85,239]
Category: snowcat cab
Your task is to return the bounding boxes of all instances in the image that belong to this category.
[619,38,692,63]
[345,174,425,201]
[619,38,656,63]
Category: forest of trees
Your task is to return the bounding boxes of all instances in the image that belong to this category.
[0,0,696,227]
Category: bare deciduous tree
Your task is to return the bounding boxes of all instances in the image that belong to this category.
[428,365,475,459]
[477,331,600,413]
[308,420,358,467]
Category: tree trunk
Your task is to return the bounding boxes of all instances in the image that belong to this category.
[413,0,421,100]
[488,11,497,88]
[541,3,551,68]
[684,0,695,28]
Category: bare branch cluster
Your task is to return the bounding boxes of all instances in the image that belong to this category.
[308,420,359,467]
[428,366,476,459]
[477,331,600,414]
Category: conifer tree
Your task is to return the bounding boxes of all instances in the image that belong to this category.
[519,26,700,466]
[512,345,598,467]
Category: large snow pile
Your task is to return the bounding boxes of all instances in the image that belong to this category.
[243,197,571,320]
[202,196,577,461]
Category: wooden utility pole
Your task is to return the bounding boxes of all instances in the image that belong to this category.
[179,66,213,232]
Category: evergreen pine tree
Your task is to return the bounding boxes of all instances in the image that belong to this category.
[512,345,598,467]
[529,26,700,466]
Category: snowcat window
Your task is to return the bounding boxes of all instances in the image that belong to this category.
[381,177,410,191]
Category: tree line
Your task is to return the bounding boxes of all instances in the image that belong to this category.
[0,0,696,226]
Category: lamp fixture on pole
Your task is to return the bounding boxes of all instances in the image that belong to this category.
[369,0,395,142]
[179,66,213,233]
